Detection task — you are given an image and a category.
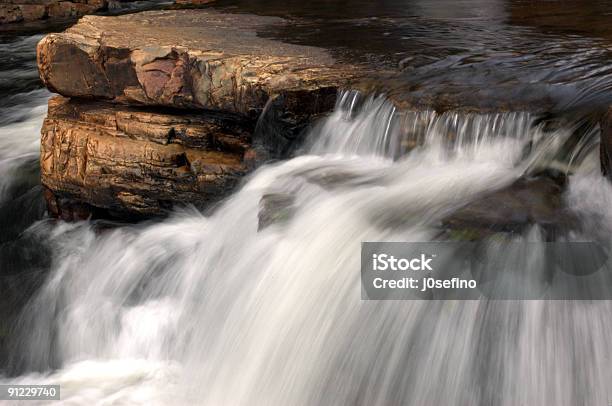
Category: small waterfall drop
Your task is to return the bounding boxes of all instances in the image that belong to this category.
[3,91,611,406]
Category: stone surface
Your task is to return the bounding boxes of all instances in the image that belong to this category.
[37,9,366,219]
[0,0,108,24]
[258,193,295,230]
[37,10,362,115]
[41,96,252,218]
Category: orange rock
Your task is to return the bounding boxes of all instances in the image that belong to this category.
[41,97,251,218]
[36,10,368,220]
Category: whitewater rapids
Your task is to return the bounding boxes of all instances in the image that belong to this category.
[1,91,612,406]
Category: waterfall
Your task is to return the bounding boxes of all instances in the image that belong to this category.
[3,90,612,405]
[0,32,50,207]
[308,91,599,174]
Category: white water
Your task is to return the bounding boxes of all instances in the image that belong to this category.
[3,92,612,405]
[0,89,49,202]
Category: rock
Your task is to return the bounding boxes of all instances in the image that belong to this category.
[47,1,100,19]
[36,10,361,115]
[0,3,48,24]
[441,171,577,239]
[37,9,366,219]
[258,193,295,230]
[0,5,24,25]
[41,96,252,219]
[0,0,109,24]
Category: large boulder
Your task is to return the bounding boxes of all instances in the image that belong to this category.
[37,10,359,115]
[36,9,365,219]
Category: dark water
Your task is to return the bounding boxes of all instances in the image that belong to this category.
[215,0,612,112]
[0,30,50,369]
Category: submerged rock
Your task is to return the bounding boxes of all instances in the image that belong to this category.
[441,171,577,239]
[258,193,295,231]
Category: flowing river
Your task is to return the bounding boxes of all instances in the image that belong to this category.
[1,1,612,405]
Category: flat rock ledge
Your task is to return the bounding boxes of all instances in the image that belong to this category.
[37,9,365,220]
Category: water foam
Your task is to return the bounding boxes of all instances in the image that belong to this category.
[3,91,611,406]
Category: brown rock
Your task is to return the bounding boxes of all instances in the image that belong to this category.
[0,5,24,24]
[47,1,100,19]
[36,9,370,220]
[18,4,47,21]
[37,10,363,115]
[0,0,110,24]
[41,96,251,218]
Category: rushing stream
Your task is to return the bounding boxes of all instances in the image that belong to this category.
[3,90,612,405]
[1,1,612,405]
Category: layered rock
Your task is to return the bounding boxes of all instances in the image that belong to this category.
[0,0,108,24]
[37,9,364,219]
[37,10,355,115]
[41,96,254,219]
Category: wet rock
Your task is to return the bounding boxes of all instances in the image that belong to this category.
[258,193,295,230]
[0,0,107,24]
[254,86,339,158]
[41,96,251,219]
[441,171,577,239]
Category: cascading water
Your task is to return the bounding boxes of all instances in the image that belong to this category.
[2,89,611,405]
[0,31,52,383]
